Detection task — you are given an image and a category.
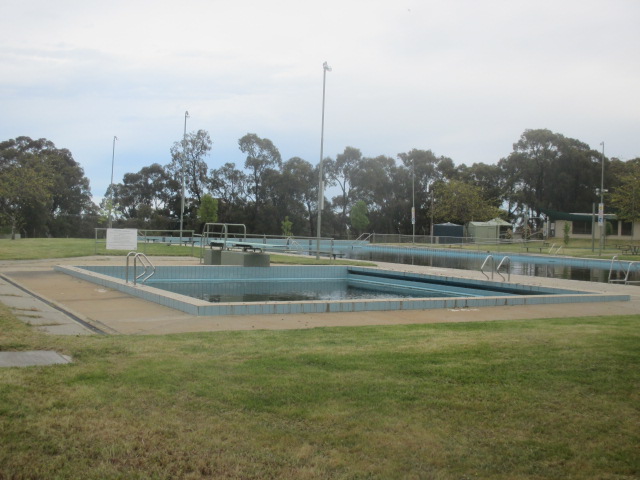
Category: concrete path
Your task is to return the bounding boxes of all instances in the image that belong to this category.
[0,256,638,338]
[0,350,72,368]
[0,272,100,335]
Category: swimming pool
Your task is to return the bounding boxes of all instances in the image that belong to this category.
[55,265,630,316]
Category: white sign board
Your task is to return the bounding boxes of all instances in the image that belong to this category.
[106,228,138,250]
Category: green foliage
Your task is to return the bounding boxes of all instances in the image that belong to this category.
[0,137,94,238]
[434,180,501,224]
[5,129,636,239]
[605,220,613,236]
[563,222,571,245]
[609,158,640,222]
[197,194,218,226]
[350,200,370,233]
[280,216,293,237]
[168,130,212,205]
[499,129,602,217]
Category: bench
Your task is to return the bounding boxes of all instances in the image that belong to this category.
[317,251,346,260]
[617,245,639,255]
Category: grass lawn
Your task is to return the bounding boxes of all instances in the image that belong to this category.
[0,238,373,266]
[0,238,195,260]
[1,305,638,479]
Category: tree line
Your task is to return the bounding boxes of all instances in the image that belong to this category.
[1,130,638,239]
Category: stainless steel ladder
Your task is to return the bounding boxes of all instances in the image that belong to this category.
[481,255,511,281]
[608,256,639,285]
[125,252,156,285]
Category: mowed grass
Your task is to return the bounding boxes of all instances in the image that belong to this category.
[1,305,638,479]
[0,238,373,266]
[0,238,195,260]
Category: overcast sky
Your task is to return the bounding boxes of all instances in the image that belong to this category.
[2,0,639,203]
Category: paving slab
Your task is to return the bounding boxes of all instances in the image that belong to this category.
[0,350,72,368]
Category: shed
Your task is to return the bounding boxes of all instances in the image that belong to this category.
[466,218,512,242]
[433,222,464,243]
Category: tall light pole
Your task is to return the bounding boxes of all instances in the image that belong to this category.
[316,61,331,258]
[411,158,415,243]
[108,135,118,229]
[179,110,189,243]
[598,141,605,254]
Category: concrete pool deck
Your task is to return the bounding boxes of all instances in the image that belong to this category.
[0,255,638,336]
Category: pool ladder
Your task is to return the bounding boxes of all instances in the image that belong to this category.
[608,256,639,285]
[480,255,511,282]
[125,252,156,285]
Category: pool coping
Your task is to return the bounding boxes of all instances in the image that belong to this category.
[54,264,631,317]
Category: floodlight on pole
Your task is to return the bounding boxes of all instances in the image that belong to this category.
[316,61,331,259]
[179,110,189,243]
[108,135,118,229]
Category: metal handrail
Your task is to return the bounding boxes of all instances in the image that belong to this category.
[284,236,304,252]
[480,255,494,280]
[352,233,372,246]
[125,252,156,285]
[608,256,639,284]
[496,256,511,282]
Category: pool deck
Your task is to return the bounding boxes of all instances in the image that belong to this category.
[0,256,638,336]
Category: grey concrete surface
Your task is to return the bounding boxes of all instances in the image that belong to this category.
[0,350,72,368]
[0,255,638,338]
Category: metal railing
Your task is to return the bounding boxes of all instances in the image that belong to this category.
[608,256,639,285]
[480,255,495,280]
[126,252,156,285]
[481,255,510,281]
[496,256,511,282]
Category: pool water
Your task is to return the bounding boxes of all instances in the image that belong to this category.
[146,268,554,303]
[55,265,630,317]
[149,280,431,303]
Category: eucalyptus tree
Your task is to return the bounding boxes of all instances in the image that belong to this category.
[433,180,502,225]
[208,162,248,224]
[500,129,602,219]
[456,162,505,208]
[110,163,178,227]
[609,158,640,222]
[238,133,282,220]
[167,129,212,205]
[0,136,93,238]
[397,149,456,234]
[280,157,317,236]
[351,155,403,233]
[324,146,362,232]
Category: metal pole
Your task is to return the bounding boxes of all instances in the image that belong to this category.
[316,62,331,259]
[591,202,595,253]
[412,158,415,243]
[599,141,605,255]
[108,135,117,229]
[430,189,434,245]
[180,110,189,244]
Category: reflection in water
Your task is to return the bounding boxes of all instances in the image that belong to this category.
[343,249,636,284]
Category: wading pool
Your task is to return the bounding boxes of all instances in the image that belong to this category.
[55,265,630,316]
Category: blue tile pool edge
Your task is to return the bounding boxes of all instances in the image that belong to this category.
[54,265,631,317]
